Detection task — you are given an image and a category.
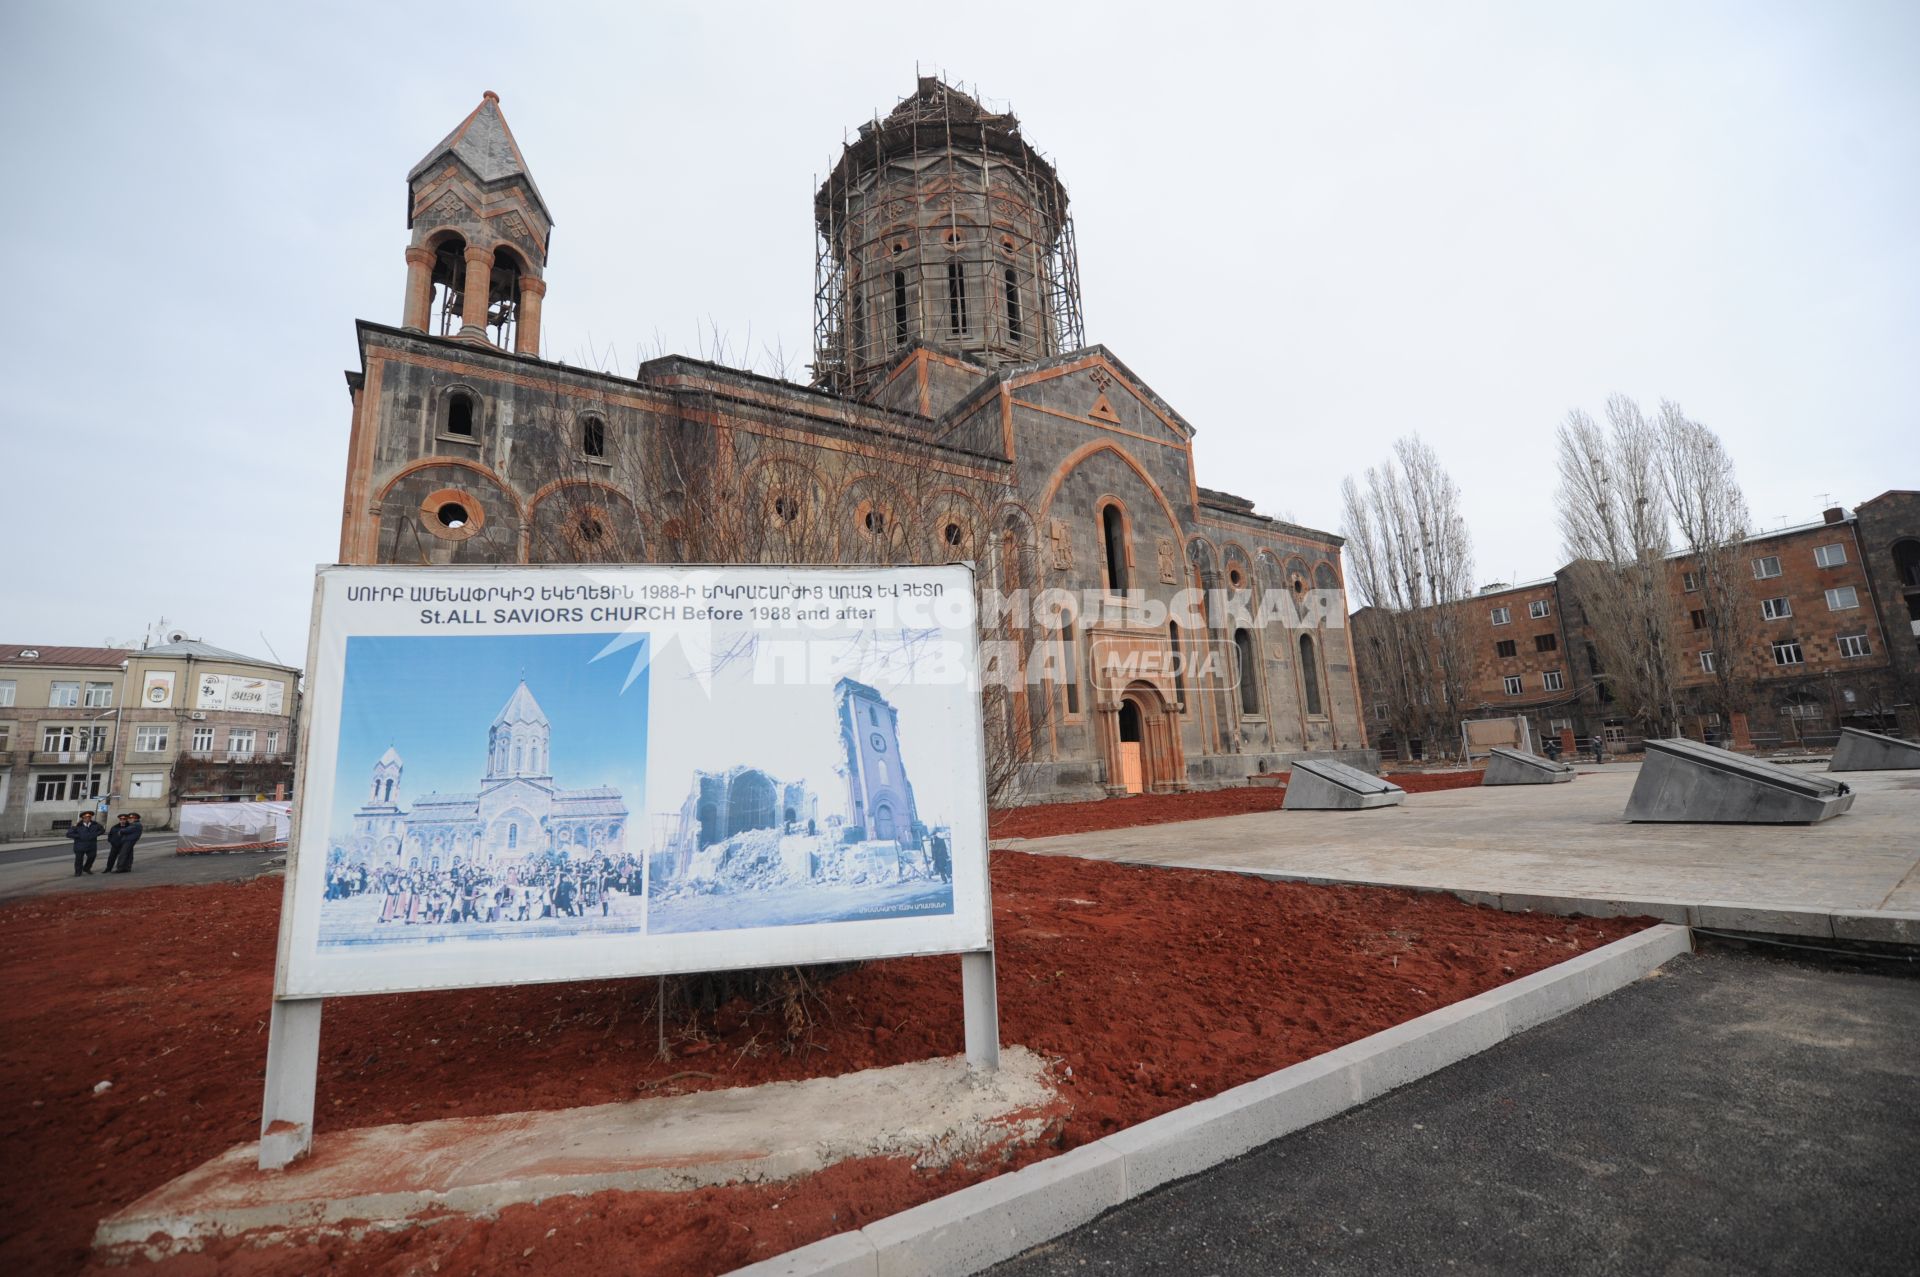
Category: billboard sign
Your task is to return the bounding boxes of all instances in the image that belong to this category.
[273,563,990,999]
[198,672,288,715]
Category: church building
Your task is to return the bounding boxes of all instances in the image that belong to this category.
[335,80,1374,803]
[334,679,628,870]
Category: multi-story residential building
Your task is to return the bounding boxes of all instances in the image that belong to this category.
[1354,498,1917,757]
[0,640,300,836]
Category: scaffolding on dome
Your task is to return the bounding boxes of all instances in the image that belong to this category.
[811,77,1086,400]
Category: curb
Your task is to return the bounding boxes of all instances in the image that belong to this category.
[1164,862,1920,943]
[726,923,1693,1277]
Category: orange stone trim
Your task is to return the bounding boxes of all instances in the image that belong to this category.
[1035,440,1183,541]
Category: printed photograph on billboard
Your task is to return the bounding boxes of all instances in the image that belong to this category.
[275,564,990,998]
[316,632,649,948]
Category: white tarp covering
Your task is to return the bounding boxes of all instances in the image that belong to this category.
[178,800,292,853]
[274,563,990,999]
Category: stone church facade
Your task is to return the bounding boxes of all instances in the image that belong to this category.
[333,680,628,871]
[336,81,1373,804]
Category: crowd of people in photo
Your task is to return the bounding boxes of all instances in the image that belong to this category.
[324,849,645,928]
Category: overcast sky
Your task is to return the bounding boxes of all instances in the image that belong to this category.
[3,0,1914,666]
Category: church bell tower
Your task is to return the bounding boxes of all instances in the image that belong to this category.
[400,91,554,354]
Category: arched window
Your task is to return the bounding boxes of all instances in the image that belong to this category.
[1102,504,1129,592]
[947,260,969,336]
[1234,628,1260,714]
[892,271,909,347]
[1169,621,1187,706]
[513,743,523,772]
[581,416,607,458]
[1004,266,1023,343]
[446,390,475,437]
[507,823,518,849]
[1300,633,1323,716]
[852,289,866,358]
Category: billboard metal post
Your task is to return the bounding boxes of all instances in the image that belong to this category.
[259,997,322,1169]
[961,949,1000,1071]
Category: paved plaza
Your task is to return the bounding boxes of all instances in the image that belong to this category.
[0,835,286,901]
[1002,762,1920,919]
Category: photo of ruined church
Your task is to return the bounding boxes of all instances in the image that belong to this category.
[647,676,954,934]
[335,79,1375,806]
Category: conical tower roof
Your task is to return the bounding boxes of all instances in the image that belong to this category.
[492,680,549,728]
[377,745,402,766]
[407,91,551,226]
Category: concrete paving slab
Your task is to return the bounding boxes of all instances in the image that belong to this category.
[96,1047,1058,1259]
[1005,764,1920,920]
[1831,909,1920,945]
[729,1231,879,1277]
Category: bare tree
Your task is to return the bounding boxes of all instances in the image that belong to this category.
[1657,400,1755,722]
[1555,396,1678,738]
[1342,436,1476,758]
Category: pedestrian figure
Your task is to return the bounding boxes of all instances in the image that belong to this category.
[105,812,144,873]
[1591,732,1606,765]
[66,810,106,876]
[930,833,952,883]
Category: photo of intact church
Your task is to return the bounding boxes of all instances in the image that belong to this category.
[333,679,629,871]
[334,78,1375,804]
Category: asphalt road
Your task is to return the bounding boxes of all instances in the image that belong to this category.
[995,944,1920,1277]
[0,835,282,900]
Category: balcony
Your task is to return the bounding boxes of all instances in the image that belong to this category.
[30,750,112,767]
[181,750,289,764]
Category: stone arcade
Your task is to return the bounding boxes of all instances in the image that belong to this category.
[335,82,1376,804]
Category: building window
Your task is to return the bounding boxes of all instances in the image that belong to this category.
[1690,609,1707,630]
[84,682,113,708]
[875,757,890,785]
[0,679,13,707]
[1761,597,1792,620]
[581,416,607,459]
[192,725,214,752]
[1004,266,1023,343]
[446,391,475,437]
[0,724,9,750]
[1101,504,1129,592]
[946,260,969,336]
[1170,622,1187,706]
[1772,640,1804,666]
[892,271,909,348]
[1753,556,1782,579]
[1490,606,1511,625]
[1838,633,1871,659]
[134,725,169,753]
[267,730,281,754]
[1234,629,1261,714]
[42,725,76,752]
[508,823,518,849]
[1503,675,1524,695]
[1529,600,1551,619]
[49,681,79,707]
[1534,633,1558,652]
[1543,670,1564,692]
[1495,639,1517,658]
[1825,586,1859,611]
[33,773,69,803]
[228,728,256,756]
[1299,633,1323,716]
[1700,650,1715,673]
[1813,543,1847,568]
[1682,571,1700,592]
[1062,620,1080,715]
[129,772,164,800]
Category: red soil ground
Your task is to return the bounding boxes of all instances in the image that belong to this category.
[989,771,1485,840]
[1,845,1640,1277]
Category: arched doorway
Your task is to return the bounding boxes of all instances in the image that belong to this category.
[873,803,898,841]
[1109,682,1184,796]
[1116,699,1145,794]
